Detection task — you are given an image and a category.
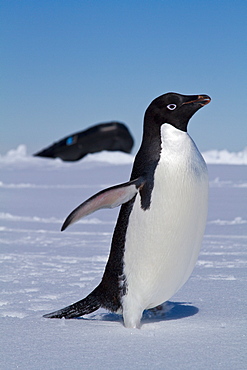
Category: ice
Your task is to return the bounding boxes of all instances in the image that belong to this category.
[0,147,246,369]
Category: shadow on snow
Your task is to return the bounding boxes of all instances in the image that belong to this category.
[76,301,199,325]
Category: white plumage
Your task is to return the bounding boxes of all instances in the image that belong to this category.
[122,124,208,328]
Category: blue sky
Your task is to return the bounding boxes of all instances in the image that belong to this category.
[1,0,247,155]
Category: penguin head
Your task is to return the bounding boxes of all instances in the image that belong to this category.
[145,92,211,132]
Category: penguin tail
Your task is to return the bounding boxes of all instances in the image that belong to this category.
[43,288,101,319]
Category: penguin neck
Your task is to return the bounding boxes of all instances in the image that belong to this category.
[130,116,162,179]
[160,124,191,153]
[139,113,163,158]
[161,123,188,142]
[159,124,204,170]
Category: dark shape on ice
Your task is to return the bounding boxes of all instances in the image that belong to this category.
[43,286,102,319]
[43,283,121,319]
[34,121,134,161]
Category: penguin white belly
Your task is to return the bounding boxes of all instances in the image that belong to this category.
[122,124,208,327]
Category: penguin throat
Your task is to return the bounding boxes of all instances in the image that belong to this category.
[160,124,188,151]
[162,121,188,133]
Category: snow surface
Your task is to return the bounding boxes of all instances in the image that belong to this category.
[0,147,247,369]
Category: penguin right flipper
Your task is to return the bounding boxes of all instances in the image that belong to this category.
[61,177,145,231]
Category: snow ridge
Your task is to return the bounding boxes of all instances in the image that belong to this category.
[202,147,247,165]
[1,145,247,166]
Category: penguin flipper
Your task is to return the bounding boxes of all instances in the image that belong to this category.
[61,177,145,231]
[43,288,101,319]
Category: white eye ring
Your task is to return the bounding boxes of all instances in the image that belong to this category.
[167,104,177,110]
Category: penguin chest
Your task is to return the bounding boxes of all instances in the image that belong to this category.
[122,125,208,309]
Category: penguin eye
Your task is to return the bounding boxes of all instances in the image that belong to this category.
[167,104,177,111]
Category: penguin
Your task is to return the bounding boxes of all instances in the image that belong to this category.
[43,92,211,328]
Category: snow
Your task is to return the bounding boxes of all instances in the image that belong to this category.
[1,144,247,166]
[202,147,247,165]
[0,147,246,369]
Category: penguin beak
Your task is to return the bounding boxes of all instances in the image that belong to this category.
[183,95,211,106]
[195,95,211,106]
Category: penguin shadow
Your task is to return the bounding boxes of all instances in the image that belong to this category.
[142,301,199,324]
[78,301,199,325]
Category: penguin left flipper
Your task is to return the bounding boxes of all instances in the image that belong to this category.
[61,177,145,231]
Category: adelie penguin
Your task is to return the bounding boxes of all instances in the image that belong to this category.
[44,92,211,328]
